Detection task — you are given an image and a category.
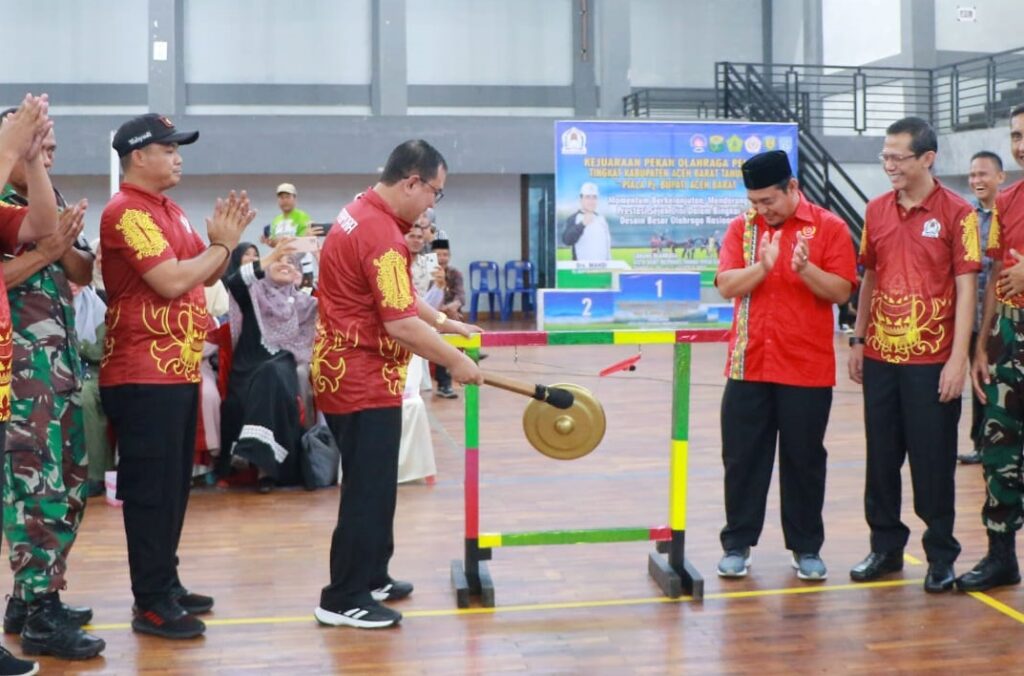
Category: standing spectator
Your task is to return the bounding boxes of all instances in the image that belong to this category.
[312,139,482,630]
[958,106,1024,591]
[100,113,254,639]
[848,117,979,593]
[958,150,1005,465]
[264,183,316,244]
[0,110,103,660]
[423,239,465,399]
[714,151,856,581]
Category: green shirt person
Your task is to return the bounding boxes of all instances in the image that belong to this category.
[269,182,312,239]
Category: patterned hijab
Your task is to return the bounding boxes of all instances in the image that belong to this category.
[229,259,318,363]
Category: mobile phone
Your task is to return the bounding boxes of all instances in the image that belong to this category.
[423,252,439,274]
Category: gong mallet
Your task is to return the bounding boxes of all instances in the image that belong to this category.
[481,373,575,409]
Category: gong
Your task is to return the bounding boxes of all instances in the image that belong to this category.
[522,383,606,460]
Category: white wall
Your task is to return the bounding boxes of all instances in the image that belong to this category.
[406,0,572,86]
[772,0,806,65]
[630,0,762,88]
[935,0,1024,54]
[822,0,900,66]
[0,0,147,83]
[57,173,524,276]
[184,0,372,84]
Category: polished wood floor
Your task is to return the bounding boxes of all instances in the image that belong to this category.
[19,332,1024,674]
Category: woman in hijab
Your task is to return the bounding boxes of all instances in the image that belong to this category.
[218,239,317,492]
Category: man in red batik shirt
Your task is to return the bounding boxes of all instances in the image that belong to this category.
[313,140,482,630]
[715,150,856,582]
[848,117,980,593]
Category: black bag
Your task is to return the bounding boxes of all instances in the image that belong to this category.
[299,423,340,490]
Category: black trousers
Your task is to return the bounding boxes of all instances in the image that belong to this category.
[320,406,401,609]
[435,364,452,389]
[101,383,198,608]
[862,358,961,563]
[969,331,985,449]
[719,379,832,554]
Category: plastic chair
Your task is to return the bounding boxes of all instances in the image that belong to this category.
[502,260,536,321]
[468,261,502,322]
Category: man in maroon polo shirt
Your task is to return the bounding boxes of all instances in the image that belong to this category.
[100,113,255,639]
[715,150,857,581]
[313,140,483,629]
[848,117,980,592]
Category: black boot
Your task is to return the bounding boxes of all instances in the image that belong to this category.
[19,593,105,660]
[956,530,1021,592]
[4,594,93,634]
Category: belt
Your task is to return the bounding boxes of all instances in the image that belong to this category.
[999,303,1024,321]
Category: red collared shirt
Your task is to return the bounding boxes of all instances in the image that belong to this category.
[717,194,857,387]
[0,203,26,419]
[860,179,981,364]
[99,183,209,386]
[312,189,418,414]
[987,179,1024,308]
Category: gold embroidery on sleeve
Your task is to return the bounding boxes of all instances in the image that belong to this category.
[961,211,981,263]
[116,209,169,260]
[988,208,1001,253]
[859,221,869,257]
[373,249,414,310]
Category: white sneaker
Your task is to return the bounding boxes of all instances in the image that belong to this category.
[314,603,401,629]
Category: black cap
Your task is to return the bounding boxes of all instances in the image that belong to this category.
[741,150,792,190]
[112,113,199,157]
[432,239,450,250]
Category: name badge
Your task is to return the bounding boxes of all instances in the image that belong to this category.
[921,219,942,238]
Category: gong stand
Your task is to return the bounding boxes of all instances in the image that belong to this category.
[449,329,727,609]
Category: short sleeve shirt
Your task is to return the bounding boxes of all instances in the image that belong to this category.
[986,179,1024,308]
[312,189,418,414]
[859,179,981,365]
[0,204,26,420]
[717,194,857,387]
[270,209,312,238]
[99,183,209,386]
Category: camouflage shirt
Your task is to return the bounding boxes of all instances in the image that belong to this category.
[0,185,91,399]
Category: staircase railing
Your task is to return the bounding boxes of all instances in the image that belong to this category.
[716,62,868,247]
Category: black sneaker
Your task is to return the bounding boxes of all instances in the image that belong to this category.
[131,599,205,640]
[0,647,37,676]
[435,386,458,399]
[171,587,214,615]
[371,580,413,602]
[20,594,104,660]
[4,596,92,635]
[314,602,401,629]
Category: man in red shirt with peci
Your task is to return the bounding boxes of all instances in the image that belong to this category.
[100,114,255,639]
[313,140,483,630]
[714,150,857,581]
[848,117,980,593]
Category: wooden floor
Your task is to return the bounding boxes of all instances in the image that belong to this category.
[19,332,1024,674]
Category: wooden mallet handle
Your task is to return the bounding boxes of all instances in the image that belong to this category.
[482,373,575,409]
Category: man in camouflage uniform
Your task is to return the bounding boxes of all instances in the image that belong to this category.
[0,110,104,659]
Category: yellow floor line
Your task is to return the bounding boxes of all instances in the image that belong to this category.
[967,591,1024,625]
[903,553,923,565]
[83,578,923,631]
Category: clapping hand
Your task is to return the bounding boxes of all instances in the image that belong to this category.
[758,229,782,272]
[791,232,810,273]
[998,249,1024,298]
[207,190,256,250]
[0,93,51,163]
[36,199,86,263]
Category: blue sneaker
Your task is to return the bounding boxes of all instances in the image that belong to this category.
[717,548,751,578]
[792,552,828,581]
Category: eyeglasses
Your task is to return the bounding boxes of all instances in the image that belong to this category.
[408,176,444,203]
[878,151,921,164]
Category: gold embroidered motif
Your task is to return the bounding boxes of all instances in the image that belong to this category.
[141,301,207,382]
[378,334,411,396]
[100,302,122,368]
[961,211,981,263]
[988,208,1001,253]
[859,221,869,257]
[311,321,358,395]
[116,209,169,260]
[373,249,413,310]
[868,291,947,363]
[0,321,12,420]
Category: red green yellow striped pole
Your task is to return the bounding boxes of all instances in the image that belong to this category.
[669,341,691,571]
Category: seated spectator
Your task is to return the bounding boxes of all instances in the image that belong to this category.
[218,240,317,493]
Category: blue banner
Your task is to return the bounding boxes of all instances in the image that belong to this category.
[554,120,799,275]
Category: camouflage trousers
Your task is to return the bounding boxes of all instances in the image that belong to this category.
[2,392,88,601]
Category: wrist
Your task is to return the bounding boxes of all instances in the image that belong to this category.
[848,336,866,347]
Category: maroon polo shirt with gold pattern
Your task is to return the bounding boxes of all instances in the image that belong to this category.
[312,188,418,414]
[99,182,209,386]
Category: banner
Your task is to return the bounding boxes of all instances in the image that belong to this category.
[554,120,799,276]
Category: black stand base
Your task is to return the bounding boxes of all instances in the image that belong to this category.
[648,552,704,601]
[450,559,496,608]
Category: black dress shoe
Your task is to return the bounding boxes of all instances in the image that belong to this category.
[4,595,92,635]
[958,450,983,465]
[924,561,956,593]
[850,550,904,582]
[20,593,105,660]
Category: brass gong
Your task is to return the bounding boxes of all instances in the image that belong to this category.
[522,383,606,460]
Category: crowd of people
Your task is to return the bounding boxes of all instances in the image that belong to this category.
[0,94,1020,674]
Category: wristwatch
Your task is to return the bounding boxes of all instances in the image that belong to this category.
[849,336,866,347]
[435,312,447,327]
